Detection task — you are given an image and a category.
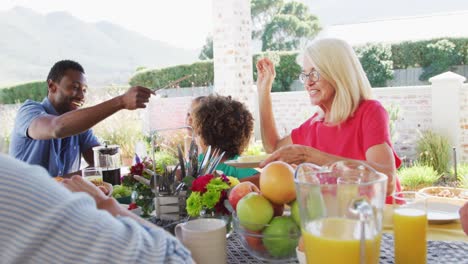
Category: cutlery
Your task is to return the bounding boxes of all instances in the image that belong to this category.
[206,150,225,174]
[152,74,194,93]
[198,146,211,175]
[177,145,186,180]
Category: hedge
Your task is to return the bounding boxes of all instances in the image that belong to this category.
[4,37,468,104]
[129,61,214,89]
[128,37,468,90]
[0,81,47,104]
[391,38,468,69]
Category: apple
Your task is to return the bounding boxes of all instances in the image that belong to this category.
[290,200,301,226]
[228,181,260,211]
[243,229,266,252]
[262,216,300,257]
[260,161,296,204]
[272,203,285,217]
[295,186,326,225]
[305,186,326,220]
[237,193,274,231]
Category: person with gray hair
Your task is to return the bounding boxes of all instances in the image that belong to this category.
[256,38,401,203]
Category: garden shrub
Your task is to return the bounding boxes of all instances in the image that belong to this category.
[355,43,394,87]
[450,163,468,188]
[0,81,47,104]
[419,39,463,81]
[416,130,451,174]
[398,163,440,191]
[253,51,301,92]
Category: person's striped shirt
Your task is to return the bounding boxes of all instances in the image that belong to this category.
[0,154,193,263]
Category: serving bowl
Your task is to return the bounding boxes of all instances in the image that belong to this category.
[418,186,467,206]
[232,214,300,262]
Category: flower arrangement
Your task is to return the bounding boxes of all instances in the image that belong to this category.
[122,157,155,217]
[186,172,240,217]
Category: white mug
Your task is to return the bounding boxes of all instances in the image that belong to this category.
[175,218,227,264]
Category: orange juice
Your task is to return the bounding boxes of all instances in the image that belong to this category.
[302,218,381,264]
[393,207,427,264]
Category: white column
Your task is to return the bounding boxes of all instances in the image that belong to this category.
[429,71,466,162]
[212,0,254,104]
[212,0,259,140]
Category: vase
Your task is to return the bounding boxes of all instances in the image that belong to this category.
[198,209,233,238]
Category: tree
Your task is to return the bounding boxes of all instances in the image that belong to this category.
[199,36,213,60]
[253,0,321,51]
[251,0,284,40]
[199,0,321,57]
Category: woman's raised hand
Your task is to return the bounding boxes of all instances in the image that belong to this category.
[256,58,276,93]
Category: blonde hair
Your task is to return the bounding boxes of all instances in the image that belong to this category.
[297,38,373,124]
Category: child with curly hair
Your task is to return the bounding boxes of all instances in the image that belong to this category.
[191,94,259,184]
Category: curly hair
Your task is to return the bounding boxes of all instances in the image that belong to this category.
[192,94,254,159]
[47,60,85,83]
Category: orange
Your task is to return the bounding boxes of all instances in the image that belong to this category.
[260,161,296,204]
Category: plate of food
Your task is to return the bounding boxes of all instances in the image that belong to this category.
[224,154,270,168]
[86,177,113,197]
[426,201,461,224]
[417,186,466,224]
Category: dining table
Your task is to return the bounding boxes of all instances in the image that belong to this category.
[224,205,468,264]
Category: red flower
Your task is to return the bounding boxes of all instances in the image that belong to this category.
[191,174,214,193]
[130,162,144,176]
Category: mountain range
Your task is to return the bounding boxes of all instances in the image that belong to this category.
[0,7,198,87]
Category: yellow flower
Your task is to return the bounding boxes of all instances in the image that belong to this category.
[227,176,240,187]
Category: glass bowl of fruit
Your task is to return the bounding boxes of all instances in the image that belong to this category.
[232,212,301,262]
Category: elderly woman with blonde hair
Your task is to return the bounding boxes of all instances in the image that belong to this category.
[256,38,401,203]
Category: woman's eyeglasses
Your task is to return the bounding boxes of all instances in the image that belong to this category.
[299,69,320,83]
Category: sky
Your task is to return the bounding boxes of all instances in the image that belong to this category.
[0,0,214,50]
[1,0,468,49]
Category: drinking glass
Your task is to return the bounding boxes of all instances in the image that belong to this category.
[82,167,102,182]
[392,191,427,264]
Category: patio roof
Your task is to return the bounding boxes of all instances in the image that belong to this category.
[317,11,468,45]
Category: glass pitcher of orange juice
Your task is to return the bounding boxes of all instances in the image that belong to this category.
[294,161,388,264]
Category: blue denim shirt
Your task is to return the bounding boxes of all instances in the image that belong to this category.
[9,98,99,176]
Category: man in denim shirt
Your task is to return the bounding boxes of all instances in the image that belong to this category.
[9,60,154,177]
